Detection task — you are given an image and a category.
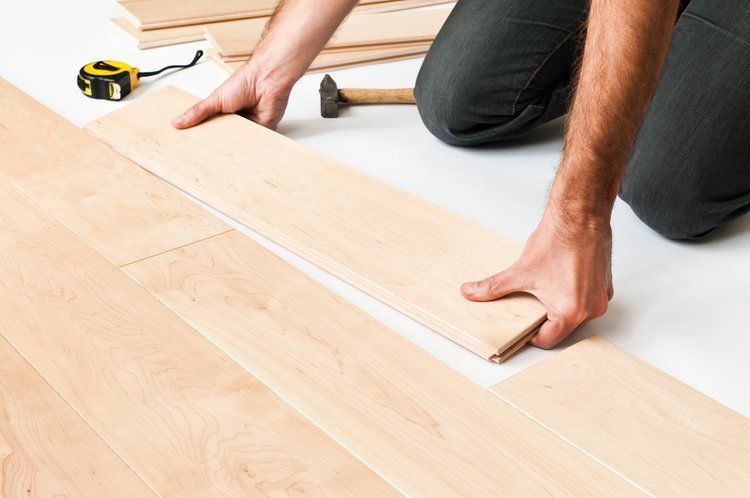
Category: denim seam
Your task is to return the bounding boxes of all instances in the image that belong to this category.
[511,26,583,115]
[682,12,750,47]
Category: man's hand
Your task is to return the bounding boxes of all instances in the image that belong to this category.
[171,0,357,131]
[461,0,679,348]
[172,63,292,130]
[461,205,613,349]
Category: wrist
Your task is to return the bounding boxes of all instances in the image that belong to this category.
[243,53,299,94]
[543,197,612,235]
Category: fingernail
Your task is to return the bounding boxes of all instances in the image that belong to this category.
[462,282,477,295]
[173,115,186,125]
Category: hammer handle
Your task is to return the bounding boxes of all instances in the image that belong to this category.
[338,88,415,105]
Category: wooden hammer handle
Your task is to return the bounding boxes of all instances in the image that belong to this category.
[338,88,415,104]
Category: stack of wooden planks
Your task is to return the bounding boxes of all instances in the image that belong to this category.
[112,1,450,43]
[110,1,452,74]
[206,6,451,74]
[2,78,749,495]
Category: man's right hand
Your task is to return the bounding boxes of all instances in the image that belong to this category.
[171,62,294,131]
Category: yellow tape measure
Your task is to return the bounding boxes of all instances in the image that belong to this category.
[77,50,202,101]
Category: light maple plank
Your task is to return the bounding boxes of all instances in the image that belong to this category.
[0,336,155,497]
[87,86,547,361]
[112,1,451,48]
[0,178,397,497]
[208,7,451,57]
[110,17,206,49]
[491,335,750,496]
[0,78,229,267]
[209,44,429,76]
[119,0,389,30]
[122,230,640,496]
[214,53,429,76]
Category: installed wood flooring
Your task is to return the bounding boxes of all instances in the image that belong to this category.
[0,77,642,496]
[87,86,548,362]
[2,77,748,496]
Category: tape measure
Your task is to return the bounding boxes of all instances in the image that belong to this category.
[77,50,203,101]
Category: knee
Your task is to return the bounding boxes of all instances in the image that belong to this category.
[620,156,715,241]
[414,61,481,146]
[414,56,516,146]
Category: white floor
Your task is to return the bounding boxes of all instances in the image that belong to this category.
[2,0,748,417]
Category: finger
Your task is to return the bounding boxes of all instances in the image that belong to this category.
[461,269,525,302]
[172,94,221,129]
[529,316,576,349]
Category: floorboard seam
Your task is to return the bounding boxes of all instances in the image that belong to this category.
[118,228,236,268]
[487,388,654,497]
[0,327,161,497]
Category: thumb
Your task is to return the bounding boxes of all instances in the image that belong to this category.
[172,94,221,129]
[461,269,523,302]
[529,315,571,349]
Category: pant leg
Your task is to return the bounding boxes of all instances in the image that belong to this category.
[414,0,589,146]
[619,1,750,240]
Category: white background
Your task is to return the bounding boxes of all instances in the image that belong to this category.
[1,0,748,416]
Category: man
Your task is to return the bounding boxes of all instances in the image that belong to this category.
[171,1,750,349]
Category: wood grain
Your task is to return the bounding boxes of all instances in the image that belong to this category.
[112,1,451,48]
[492,335,750,496]
[208,44,429,75]
[214,53,430,75]
[110,17,206,49]
[208,7,451,57]
[0,177,397,497]
[0,335,155,497]
[0,78,229,267]
[87,86,547,361]
[123,230,641,496]
[119,0,392,30]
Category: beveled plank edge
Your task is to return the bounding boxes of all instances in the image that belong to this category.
[487,370,652,496]
[0,166,231,270]
[491,319,545,363]
[85,124,544,362]
[0,330,159,497]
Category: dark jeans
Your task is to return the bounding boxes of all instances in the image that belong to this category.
[414,0,750,240]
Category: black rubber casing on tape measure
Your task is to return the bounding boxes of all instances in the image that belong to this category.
[77,60,138,101]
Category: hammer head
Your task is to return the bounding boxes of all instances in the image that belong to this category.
[319,74,339,118]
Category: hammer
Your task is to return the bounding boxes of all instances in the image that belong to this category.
[319,74,415,118]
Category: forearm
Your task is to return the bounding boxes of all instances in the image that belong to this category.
[249,0,358,87]
[549,0,680,224]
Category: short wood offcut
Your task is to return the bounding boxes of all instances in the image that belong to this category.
[87,86,548,362]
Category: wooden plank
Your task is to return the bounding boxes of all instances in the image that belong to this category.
[110,17,206,49]
[0,78,229,267]
[491,335,750,496]
[215,42,430,63]
[87,86,547,361]
[213,52,428,76]
[112,1,451,49]
[0,177,397,497]
[208,7,450,57]
[0,336,155,497]
[120,0,390,30]
[211,44,429,73]
[122,230,641,496]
